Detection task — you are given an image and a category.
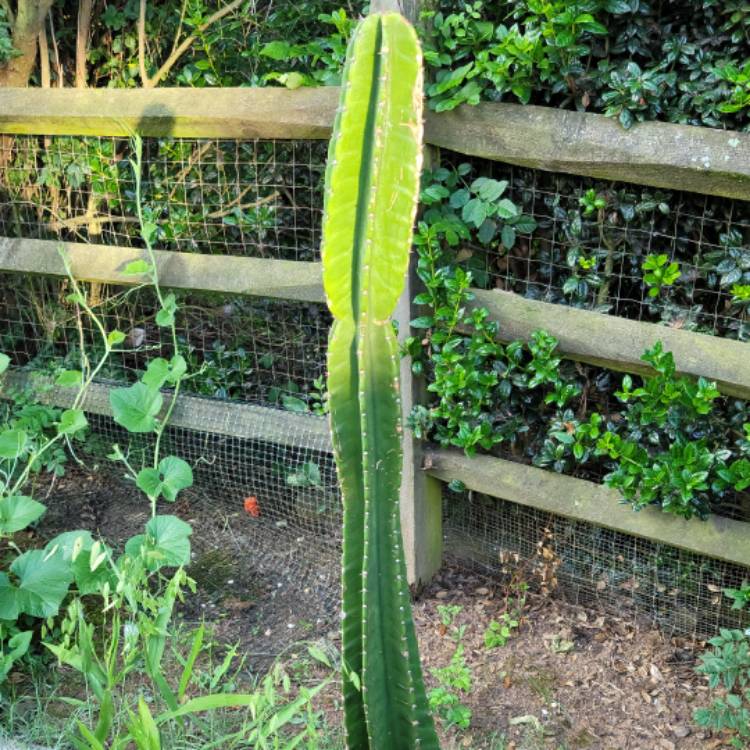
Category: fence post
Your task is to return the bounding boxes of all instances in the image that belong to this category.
[370,0,443,587]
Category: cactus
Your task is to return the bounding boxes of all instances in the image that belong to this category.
[322,12,440,750]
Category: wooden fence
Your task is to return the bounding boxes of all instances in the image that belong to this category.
[1,74,750,585]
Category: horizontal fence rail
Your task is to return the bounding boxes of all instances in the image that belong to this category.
[0,237,325,303]
[1,372,332,452]
[425,447,750,569]
[469,289,750,401]
[0,242,747,396]
[1,88,749,200]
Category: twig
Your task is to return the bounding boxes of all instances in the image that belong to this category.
[138,0,149,87]
[167,140,215,201]
[205,189,279,218]
[149,0,247,88]
[47,11,63,87]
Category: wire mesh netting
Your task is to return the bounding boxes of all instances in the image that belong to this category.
[443,488,750,642]
[1,135,327,260]
[438,153,750,341]
[1,130,749,649]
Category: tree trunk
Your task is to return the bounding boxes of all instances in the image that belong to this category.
[0,1,56,87]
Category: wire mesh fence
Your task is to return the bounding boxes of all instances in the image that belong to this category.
[443,487,750,642]
[1,135,327,261]
[438,152,750,342]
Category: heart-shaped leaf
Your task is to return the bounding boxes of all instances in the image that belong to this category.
[0,572,19,620]
[58,409,88,436]
[0,496,46,533]
[142,355,187,389]
[55,370,83,388]
[11,549,73,618]
[0,430,28,460]
[110,383,162,433]
[125,515,192,570]
[136,456,193,502]
[155,294,178,328]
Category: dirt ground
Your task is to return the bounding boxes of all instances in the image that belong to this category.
[33,469,728,750]
[414,565,715,750]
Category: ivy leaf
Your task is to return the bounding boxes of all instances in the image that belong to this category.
[136,456,193,502]
[0,496,46,534]
[11,549,73,618]
[448,188,470,209]
[477,219,497,245]
[0,353,10,375]
[58,409,88,436]
[501,225,517,249]
[0,429,28,460]
[472,177,507,202]
[514,215,538,234]
[110,383,162,433]
[155,294,178,328]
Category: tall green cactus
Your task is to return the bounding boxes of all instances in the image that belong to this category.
[322,12,440,750]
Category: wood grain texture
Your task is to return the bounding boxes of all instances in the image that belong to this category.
[1,371,332,451]
[471,288,750,400]
[425,447,750,568]
[0,237,325,302]
[0,86,339,139]
[424,101,750,200]
[1,88,749,198]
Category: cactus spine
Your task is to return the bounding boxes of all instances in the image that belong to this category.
[322,12,440,750]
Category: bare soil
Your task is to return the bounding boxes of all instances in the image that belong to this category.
[32,469,729,750]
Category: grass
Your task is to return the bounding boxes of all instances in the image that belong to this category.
[0,621,344,750]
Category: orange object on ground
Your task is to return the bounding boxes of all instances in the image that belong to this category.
[244,496,260,517]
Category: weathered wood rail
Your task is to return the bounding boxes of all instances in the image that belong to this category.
[0,237,324,303]
[1,371,332,452]
[425,447,750,569]
[1,87,749,200]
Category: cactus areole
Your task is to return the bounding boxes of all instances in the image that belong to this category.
[321,11,440,750]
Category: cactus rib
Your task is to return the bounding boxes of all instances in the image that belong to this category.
[322,12,440,750]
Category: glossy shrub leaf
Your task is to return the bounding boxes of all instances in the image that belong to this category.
[0,496,46,534]
[0,353,9,375]
[11,549,73,618]
[0,429,28,460]
[110,383,162,433]
[136,456,193,502]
